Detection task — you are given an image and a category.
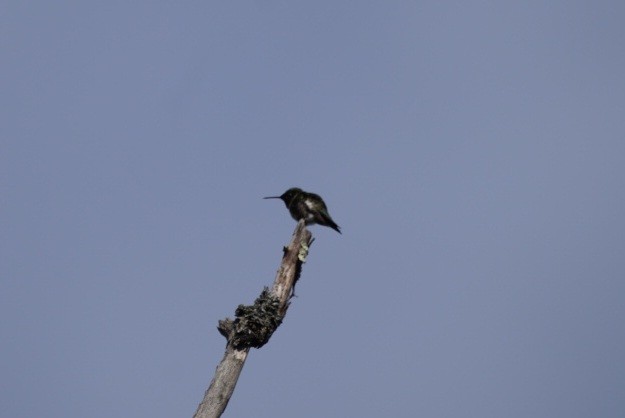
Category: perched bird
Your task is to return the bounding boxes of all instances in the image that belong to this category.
[264,187,341,234]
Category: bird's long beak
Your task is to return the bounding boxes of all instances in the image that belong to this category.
[263,196,281,199]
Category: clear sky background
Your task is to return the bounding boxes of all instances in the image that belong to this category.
[2,2,624,417]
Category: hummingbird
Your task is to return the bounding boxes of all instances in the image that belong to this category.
[264,187,341,234]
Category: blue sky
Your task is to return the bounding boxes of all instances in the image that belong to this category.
[2,2,625,417]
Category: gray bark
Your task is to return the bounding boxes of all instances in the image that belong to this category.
[193,220,313,418]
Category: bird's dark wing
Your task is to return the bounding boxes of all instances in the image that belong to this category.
[306,192,328,211]
[316,210,341,234]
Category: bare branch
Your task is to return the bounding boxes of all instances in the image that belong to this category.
[193,220,313,418]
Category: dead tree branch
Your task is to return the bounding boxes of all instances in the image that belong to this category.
[193,220,313,418]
